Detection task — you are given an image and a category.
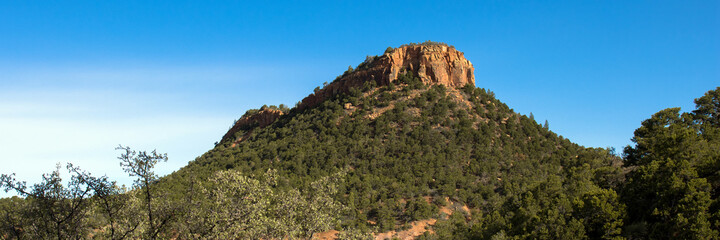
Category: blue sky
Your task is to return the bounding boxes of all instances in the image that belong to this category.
[1,1,718,193]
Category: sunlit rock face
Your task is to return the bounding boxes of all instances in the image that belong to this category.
[298,44,475,110]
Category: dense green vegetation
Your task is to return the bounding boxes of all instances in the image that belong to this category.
[0,151,350,239]
[160,73,630,239]
[621,87,720,239]
[1,66,718,239]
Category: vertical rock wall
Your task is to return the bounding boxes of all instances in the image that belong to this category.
[298,44,475,110]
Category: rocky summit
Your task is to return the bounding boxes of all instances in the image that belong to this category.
[298,43,475,110]
[224,43,475,145]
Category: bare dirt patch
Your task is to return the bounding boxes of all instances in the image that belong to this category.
[374,219,437,240]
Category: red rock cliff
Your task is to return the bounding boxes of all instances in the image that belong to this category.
[298,44,474,110]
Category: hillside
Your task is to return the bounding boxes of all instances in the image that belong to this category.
[2,42,717,240]
[160,42,626,239]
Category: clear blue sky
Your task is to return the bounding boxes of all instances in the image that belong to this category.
[1,1,718,193]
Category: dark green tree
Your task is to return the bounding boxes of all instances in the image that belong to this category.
[573,188,625,239]
[622,87,720,239]
[693,86,720,128]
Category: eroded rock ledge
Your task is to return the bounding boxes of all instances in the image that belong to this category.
[298,44,475,110]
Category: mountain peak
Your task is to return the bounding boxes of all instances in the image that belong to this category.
[385,43,475,87]
[298,42,475,110]
[221,43,475,145]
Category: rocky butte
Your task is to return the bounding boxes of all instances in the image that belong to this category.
[298,43,475,110]
[222,43,475,145]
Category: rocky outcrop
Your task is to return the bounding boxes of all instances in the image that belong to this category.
[298,44,475,110]
[223,43,475,145]
[221,108,284,144]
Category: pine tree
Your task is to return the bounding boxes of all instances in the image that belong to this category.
[622,90,720,239]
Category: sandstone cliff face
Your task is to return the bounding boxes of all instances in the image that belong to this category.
[298,44,475,110]
[221,108,284,144]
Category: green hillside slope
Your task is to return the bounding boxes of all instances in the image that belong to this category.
[160,71,625,238]
[3,44,717,239]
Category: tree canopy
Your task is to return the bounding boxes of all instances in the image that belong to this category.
[2,78,718,239]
